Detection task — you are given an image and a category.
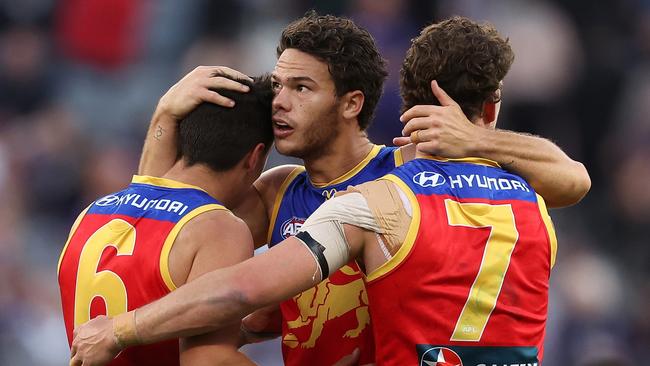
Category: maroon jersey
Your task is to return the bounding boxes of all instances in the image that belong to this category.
[366,158,557,366]
[58,176,226,366]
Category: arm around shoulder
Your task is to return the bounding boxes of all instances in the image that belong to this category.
[474,128,591,208]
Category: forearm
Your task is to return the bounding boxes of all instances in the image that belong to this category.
[138,107,179,176]
[475,129,590,207]
[132,268,253,345]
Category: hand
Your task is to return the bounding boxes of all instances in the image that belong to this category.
[70,316,122,366]
[157,66,253,121]
[393,80,484,158]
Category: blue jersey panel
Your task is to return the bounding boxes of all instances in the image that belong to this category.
[87,182,221,224]
[270,146,399,246]
[390,158,538,203]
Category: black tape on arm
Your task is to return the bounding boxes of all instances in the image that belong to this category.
[295,231,329,279]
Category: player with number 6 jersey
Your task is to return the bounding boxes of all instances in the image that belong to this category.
[58,177,227,365]
[62,75,274,366]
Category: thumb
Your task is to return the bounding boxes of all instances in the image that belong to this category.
[431,80,458,107]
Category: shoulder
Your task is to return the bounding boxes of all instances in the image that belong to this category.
[177,209,253,255]
[254,164,304,205]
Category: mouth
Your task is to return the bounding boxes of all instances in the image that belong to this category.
[272,117,294,138]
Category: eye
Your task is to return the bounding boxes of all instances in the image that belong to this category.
[297,85,309,92]
[271,81,282,91]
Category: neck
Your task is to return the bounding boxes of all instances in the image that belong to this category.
[163,161,242,208]
[303,130,373,185]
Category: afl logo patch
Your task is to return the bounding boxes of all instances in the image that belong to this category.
[413,171,446,188]
[95,195,120,206]
[420,346,463,366]
[281,217,306,239]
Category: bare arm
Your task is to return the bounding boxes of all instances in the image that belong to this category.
[138,66,253,176]
[173,211,256,365]
[69,237,321,366]
[470,129,589,208]
[395,81,590,208]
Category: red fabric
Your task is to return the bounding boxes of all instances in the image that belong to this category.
[367,193,552,366]
[59,213,179,366]
[280,260,375,366]
[56,0,143,69]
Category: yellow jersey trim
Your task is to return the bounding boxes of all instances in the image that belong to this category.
[418,156,501,168]
[366,174,421,282]
[132,175,209,193]
[535,193,558,269]
[310,145,383,188]
[266,166,306,244]
[57,205,92,276]
[394,148,404,167]
[159,203,227,291]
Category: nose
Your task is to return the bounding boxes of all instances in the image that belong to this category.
[272,86,290,112]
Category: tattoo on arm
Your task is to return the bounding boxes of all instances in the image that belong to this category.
[154,125,165,141]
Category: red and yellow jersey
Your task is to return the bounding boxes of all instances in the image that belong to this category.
[58,176,226,366]
[366,158,557,366]
[267,145,402,365]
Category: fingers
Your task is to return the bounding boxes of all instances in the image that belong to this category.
[205,75,250,93]
[194,66,252,108]
[400,105,439,124]
[392,136,411,147]
[199,89,236,108]
[430,80,458,107]
[401,116,437,136]
[208,66,253,83]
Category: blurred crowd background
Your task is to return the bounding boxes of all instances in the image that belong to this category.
[0,0,648,365]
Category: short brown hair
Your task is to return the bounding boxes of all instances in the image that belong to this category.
[277,11,388,130]
[400,16,514,119]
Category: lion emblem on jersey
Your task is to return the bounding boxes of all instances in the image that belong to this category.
[282,265,369,348]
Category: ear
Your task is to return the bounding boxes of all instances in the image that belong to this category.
[243,143,268,170]
[340,90,365,121]
[482,102,497,124]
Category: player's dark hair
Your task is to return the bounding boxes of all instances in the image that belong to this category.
[400,16,514,119]
[177,74,273,171]
[277,10,388,130]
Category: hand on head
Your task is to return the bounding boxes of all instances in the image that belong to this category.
[158,66,253,121]
[393,80,483,159]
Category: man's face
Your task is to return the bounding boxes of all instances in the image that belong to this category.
[271,49,341,160]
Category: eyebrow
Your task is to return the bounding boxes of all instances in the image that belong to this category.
[272,75,317,84]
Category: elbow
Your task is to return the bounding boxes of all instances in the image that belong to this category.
[574,161,592,201]
[222,276,265,318]
[565,160,591,206]
[547,160,592,208]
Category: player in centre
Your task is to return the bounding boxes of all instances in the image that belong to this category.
[71,12,590,366]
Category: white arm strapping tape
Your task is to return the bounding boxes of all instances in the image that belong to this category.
[295,192,382,280]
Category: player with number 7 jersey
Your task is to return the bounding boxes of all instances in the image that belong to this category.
[364,156,557,366]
